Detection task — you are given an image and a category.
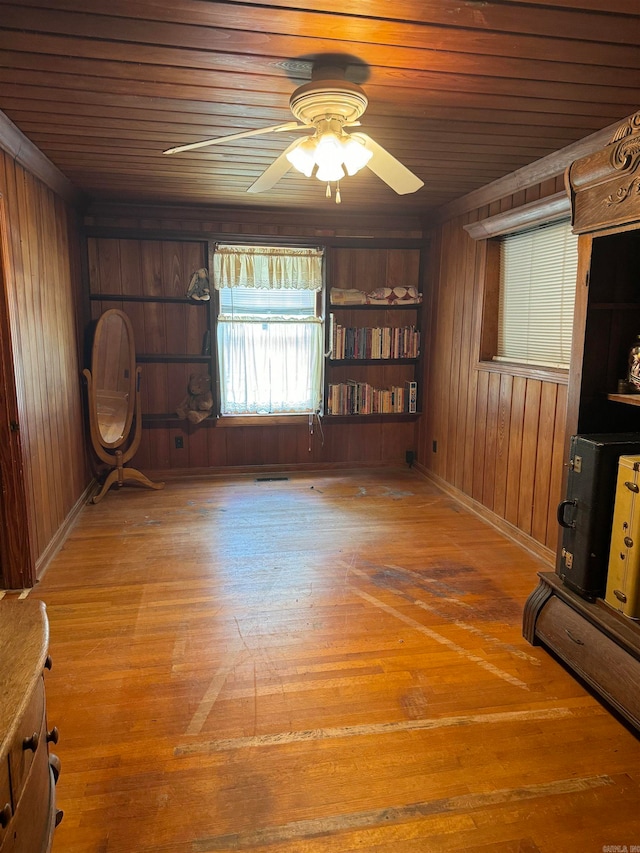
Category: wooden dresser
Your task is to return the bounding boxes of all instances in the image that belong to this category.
[0,599,61,852]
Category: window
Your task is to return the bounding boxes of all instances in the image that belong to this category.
[496,219,578,369]
[213,245,324,415]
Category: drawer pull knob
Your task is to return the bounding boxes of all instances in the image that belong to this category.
[47,726,59,745]
[0,803,11,828]
[614,589,628,603]
[625,481,640,493]
[565,628,585,645]
[44,655,53,670]
[23,731,39,752]
[624,536,634,548]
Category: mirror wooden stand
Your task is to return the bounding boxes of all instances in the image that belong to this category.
[83,309,164,504]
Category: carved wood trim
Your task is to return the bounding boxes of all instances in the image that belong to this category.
[566,109,640,234]
[463,191,571,240]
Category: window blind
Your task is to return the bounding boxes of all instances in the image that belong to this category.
[219,286,316,317]
[497,219,578,369]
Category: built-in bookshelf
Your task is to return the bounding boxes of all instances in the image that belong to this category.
[324,244,424,419]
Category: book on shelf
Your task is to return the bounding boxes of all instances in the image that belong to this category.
[405,380,417,413]
[326,381,418,415]
[329,323,420,360]
[329,313,335,359]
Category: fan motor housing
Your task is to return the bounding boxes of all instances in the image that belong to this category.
[289,79,368,126]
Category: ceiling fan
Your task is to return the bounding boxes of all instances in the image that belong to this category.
[163,63,424,203]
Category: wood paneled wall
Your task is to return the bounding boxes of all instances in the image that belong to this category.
[0,146,88,581]
[84,207,425,472]
[417,176,569,560]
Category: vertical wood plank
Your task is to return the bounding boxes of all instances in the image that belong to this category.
[492,372,513,519]
[517,379,542,535]
[504,375,527,528]
[531,382,558,544]
[546,382,568,553]
[472,369,489,502]
[482,371,501,511]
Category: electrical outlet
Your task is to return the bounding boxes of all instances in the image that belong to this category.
[175,436,184,449]
[432,440,437,453]
[405,450,415,466]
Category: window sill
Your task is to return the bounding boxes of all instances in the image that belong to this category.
[216,414,312,427]
[476,359,569,385]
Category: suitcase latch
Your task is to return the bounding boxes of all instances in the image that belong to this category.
[561,548,574,569]
[614,589,628,603]
[569,455,582,473]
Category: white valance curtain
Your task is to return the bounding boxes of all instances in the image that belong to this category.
[213,245,323,291]
[214,245,324,415]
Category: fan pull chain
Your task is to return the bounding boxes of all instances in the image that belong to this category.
[326,183,331,198]
[335,181,341,204]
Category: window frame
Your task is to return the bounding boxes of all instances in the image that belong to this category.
[213,243,325,421]
[469,193,575,384]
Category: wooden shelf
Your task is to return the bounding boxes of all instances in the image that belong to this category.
[329,303,421,311]
[329,358,418,366]
[322,412,420,422]
[136,354,211,363]
[142,413,213,423]
[607,392,640,407]
[90,293,209,305]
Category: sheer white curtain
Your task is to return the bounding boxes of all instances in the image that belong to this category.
[214,246,324,415]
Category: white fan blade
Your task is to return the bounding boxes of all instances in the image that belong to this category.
[163,121,305,155]
[352,133,423,195]
[247,139,305,193]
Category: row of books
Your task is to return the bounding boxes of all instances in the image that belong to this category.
[329,317,420,360]
[327,380,417,415]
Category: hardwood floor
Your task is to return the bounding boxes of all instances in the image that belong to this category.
[24,468,640,851]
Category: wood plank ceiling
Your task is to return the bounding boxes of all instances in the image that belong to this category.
[0,0,638,218]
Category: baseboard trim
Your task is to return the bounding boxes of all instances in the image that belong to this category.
[413,462,555,568]
[35,479,97,582]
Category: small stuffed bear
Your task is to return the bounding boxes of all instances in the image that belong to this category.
[176,373,213,424]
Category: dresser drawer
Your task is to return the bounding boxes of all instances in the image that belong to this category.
[536,595,640,728]
[7,677,45,807]
[0,738,54,853]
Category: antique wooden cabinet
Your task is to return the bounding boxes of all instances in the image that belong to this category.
[0,599,61,852]
[524,109,640,732]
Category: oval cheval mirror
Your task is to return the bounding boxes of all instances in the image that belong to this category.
[83,309,164,503]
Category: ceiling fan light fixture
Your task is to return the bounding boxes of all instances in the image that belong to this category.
[341,135,372,176]
[316,161,345,183]
[285,137,316,177]
[313,132,343,165]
